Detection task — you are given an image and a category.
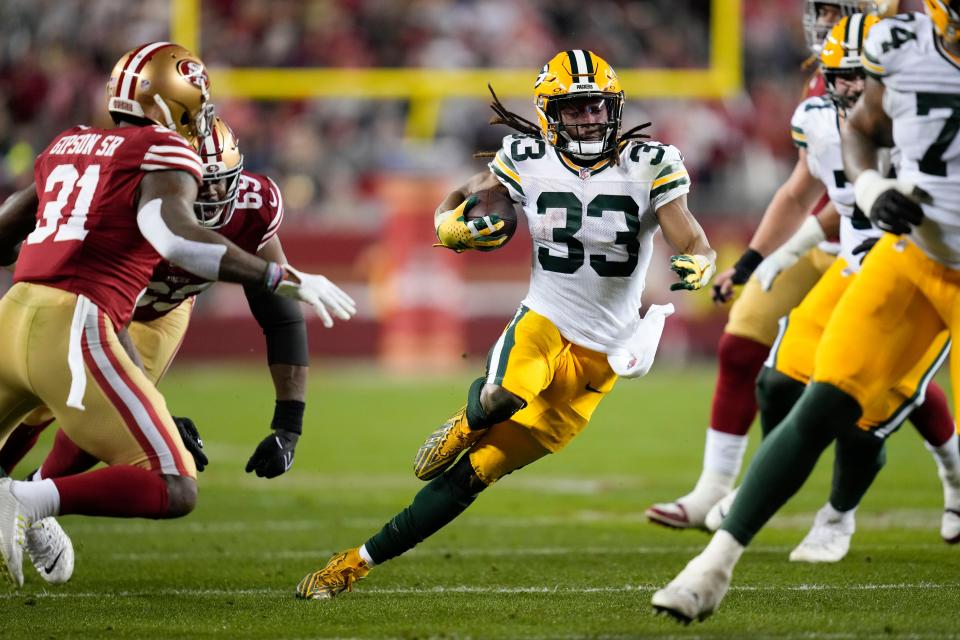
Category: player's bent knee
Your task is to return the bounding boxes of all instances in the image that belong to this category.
[756,367,807,437]
[479,384,524,423]
[445,455,489,495]
[163,474,198,518]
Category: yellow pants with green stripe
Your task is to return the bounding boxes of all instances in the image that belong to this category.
[468,306,617,485]
[769,252,950,436]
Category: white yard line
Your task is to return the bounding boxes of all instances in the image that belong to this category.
[102,542,948,562]
[63,507,948,534]
[2,582,958,600]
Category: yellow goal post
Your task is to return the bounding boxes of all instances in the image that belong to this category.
[171,0,742,138]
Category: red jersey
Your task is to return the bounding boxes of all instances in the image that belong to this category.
[133,171,283,322]
[15,125,203,327]
[804,69,827,99]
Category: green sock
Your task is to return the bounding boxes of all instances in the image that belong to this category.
[829,428,886,512]
[756,367,806,439]
[722,382,862,545]
[364,461,481,564]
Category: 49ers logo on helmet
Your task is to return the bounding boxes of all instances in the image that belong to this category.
[177,59,209,93]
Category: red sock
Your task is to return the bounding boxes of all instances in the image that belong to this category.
[709,333,772,436]
[40,429,100,478]
[53,466,169,518]
[910,381,954,447]
[0,419,54,475]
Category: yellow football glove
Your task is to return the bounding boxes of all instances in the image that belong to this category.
[434,196,509,253]
[669,254,716,291]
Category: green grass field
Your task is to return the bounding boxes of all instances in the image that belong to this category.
[1,363,958,639]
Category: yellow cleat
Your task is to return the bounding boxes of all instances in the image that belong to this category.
[413,407,486,481]
[296,547,370,600]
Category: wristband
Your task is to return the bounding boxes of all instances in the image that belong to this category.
[264,262,285,292]
[271,399,305,435]
[731,248,764,284]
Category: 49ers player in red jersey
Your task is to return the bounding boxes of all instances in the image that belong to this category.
[0,42,355,588]
[0,116,323,585]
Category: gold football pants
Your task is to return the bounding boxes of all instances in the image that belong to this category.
[0,283,195,476]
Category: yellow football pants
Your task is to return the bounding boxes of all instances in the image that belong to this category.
[813,236,956,427]
[770,255,949,434]
[468,306,617,484]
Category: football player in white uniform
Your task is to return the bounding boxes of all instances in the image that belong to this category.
[707,14,959,562]
[645,0,922,532]
[295,50,716,600]
[652,2,960,622]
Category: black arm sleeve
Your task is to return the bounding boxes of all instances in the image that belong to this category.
[244,286,309,366]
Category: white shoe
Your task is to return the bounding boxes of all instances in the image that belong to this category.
[789,503,855,563]
[0,478,27,587]
[942,508,960,544]
[704,488,738,533]
[26,517,74,584]
[646,486,728,531]
[652,552,733,623]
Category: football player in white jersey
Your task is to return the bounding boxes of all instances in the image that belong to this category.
[704,14,958,563]
[652,2,960,623]
[295,50,716,600]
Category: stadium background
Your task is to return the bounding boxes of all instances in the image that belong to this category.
[2,3,958,637]
[1,0,926,371]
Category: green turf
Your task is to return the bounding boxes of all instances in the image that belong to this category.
[1,363,957,639]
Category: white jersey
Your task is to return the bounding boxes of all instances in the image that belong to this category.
[791,96,880,271]
[863,13,960,267]
[488,134,690,353]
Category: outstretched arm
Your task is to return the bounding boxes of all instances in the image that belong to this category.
[656,195,716,292]
[137,170,355,325]
[713,152,826,303]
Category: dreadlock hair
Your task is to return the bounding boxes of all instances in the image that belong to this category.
[475,85,652,166]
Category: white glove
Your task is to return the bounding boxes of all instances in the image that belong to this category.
[607,303,675,379]
[275,265,357,328]
[755,216,825,291]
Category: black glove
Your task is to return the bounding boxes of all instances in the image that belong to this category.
[868,187,930,236]
[173,416,208,472]
[245,429,299,478]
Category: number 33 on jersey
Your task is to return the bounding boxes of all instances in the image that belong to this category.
[488,133,690,353]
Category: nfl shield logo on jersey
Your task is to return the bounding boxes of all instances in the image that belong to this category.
[578,167,591,180]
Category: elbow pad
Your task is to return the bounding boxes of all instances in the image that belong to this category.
[137,198,226,281]
[245,286,309,366]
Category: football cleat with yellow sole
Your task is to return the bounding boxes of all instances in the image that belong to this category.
[296,547,370,600]
[413,407,486,481]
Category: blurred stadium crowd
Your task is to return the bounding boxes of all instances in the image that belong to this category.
[0,0,821,226]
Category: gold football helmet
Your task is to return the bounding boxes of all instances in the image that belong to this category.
[803,1,899,53]
[106,42,214,140]
[195,116,244,229]
[534,50,623,161]
[820,14,879,110]
[924,0,960,43]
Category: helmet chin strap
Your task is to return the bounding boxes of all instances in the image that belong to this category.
[152,94,178,132]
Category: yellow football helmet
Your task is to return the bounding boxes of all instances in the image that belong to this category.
[106,42,214,140]
[820,14,879,109]
[924,0,960,43]
[195,116,244,229]
[534,50,624,161]
[803,1,899,53]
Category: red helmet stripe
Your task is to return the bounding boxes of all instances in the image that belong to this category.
[119,42,174,100]
[114,42,154,97]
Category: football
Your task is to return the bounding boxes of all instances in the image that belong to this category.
[465,187,520,251]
